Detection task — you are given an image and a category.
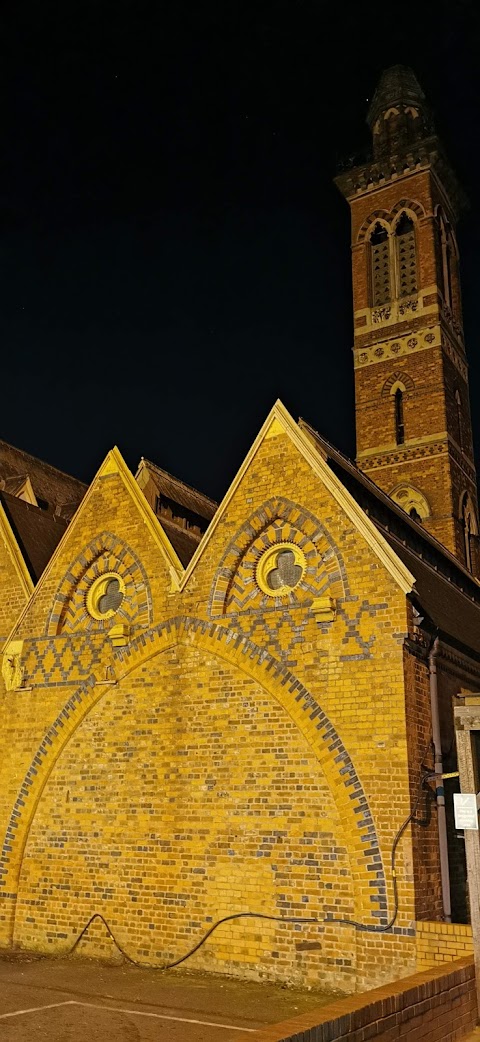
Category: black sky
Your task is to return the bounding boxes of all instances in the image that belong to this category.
[2,1,480,500]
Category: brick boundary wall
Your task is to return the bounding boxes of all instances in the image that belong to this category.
[252,957,477,1042]
[417,922,474,969]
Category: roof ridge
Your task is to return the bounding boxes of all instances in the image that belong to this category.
[138,457,217,507]
[379,523,480,608]
[0,439,87,489]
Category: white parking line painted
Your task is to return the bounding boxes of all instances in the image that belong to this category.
[0,997,257,1032]
[0,1000,76,1019]
[74,1000,257,1031]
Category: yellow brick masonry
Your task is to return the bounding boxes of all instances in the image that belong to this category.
[0,424,425,992]
[0,534,29,642]
[416,921,474,969]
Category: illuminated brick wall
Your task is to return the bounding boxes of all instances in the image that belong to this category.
[416,922,473,968]
[0,419,440,991]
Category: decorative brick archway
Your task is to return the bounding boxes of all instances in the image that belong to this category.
[1,617,388,945]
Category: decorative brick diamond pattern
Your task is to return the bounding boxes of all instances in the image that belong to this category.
[0,615,388,929]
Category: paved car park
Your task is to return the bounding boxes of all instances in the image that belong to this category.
[0,954,334,1041]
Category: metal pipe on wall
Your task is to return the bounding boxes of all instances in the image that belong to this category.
[428,636,452,922]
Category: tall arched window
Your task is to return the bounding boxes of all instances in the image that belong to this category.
[442,225,454,309]
[461,492,478,573]
[455,388,463,451]
[395,213,417,298]
[370,223,391,306]
[394,387,405,445]
[437,209,458,315]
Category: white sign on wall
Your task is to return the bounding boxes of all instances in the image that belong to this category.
[454,793,479,830]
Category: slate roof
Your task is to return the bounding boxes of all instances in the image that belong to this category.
[159,517,202,568]
[300,419,480,662]
[137,458,217,523]
[0,492,69,582]
[0,440,87,510]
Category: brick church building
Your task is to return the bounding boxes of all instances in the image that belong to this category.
[0,66,479,994]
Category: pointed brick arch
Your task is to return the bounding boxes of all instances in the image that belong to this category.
[357,210,392,243]
[46,531,153,635]
[382,371,415,396]
[357,200,425,245]
[391,198,425,222]
[1,616,388,943]
[208,496,350,618]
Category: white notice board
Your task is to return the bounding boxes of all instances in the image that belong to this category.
[454,792,479,830]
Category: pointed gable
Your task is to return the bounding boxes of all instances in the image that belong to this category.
[180,399,415,597]
[7,446,186,645]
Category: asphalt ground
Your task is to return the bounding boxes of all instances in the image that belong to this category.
[0,954,335,1041]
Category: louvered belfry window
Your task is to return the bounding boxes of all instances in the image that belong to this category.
[395,213,417,298]
[370,223,391,306]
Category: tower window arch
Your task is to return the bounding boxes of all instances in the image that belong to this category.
[395,212,417,298]
[370,222,391,306]
[389,484,430,521]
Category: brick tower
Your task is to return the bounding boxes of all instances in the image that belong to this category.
[335,65,479,572]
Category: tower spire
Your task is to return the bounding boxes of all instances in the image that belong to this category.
[367,65,434,158]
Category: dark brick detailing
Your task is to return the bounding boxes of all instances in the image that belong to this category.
[1,615,388,929]
[208,497,350,619]
[46,530,152,635]
[356,198,426,243]
[381,371,415,395]
[20,634,107,686]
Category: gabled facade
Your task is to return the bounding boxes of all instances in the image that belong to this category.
[0,66,479,996]
[0,401,479,993]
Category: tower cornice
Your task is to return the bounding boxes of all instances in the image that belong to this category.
[335,138,467,221]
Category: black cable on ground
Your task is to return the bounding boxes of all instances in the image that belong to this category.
[51,773,430,970]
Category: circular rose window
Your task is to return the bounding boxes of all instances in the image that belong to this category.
[256,543,306,597]
[86,572,125,621]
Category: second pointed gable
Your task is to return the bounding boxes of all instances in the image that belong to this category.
[179,400,414,604]
[7,447,185,647]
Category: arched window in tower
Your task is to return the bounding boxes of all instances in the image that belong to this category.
[395,213,417,298]
[394,387,405,445]
[443,231,454,310]
[455,388,463,451]
[461,492,478,573]
[370,223,391,306]
[437,211,457,314]
[389,484,430,521]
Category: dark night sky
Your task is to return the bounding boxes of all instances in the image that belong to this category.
[2,1,480,501]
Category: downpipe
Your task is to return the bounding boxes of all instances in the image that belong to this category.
[428,636,452,922]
